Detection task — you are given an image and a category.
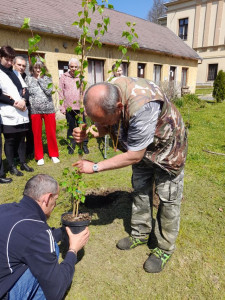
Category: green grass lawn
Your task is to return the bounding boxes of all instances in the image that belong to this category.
[195,87,213,95]
[1,101,225,299]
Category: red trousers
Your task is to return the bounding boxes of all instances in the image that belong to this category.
[31,113,59,160]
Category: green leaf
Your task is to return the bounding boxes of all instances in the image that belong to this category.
[134,33,139,39]
[83,60,88,69]
[104,17,110,26]
[122,31,129,38]
[100,29,105,35]
[31,56,37,65]
[122,47,127,55]
[88,3,94,10]
[97,23,102,28]
[21,17,30,29]
[59,99,64,105]
[80,195,86,203]
[126,22,131,27]
[83,26,89,35]
[94,29,98,36]
[86,36,92,44]
[86,17,91,25]
[72,21,79,26]
[78,11,82,17]
[131,42,139,51]
[74,46,82,55]
[47,83,53,89]
[127,34,133,43]
[80,107,84,113]
[108,4,114,9]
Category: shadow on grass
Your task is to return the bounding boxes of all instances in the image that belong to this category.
[83,190,133,235]
[80,190,159,249]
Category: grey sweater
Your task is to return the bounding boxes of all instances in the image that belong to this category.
[25,75,55,114]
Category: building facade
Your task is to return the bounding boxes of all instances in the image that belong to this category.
[165,0,225,86]
[0,0,200,109]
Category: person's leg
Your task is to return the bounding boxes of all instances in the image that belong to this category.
[66,110,76,153]
[82,112,89,154]
[154,169,184,253]
[0,126,12,183]
[143,168,184,273]
[8,241,59,300]
[17,131,34,172]
[4,133,24,176]
[0,127,4,177]
[43,114,59,158]
[9,268,46,300]
[117,159,154,250]
[4,133,15,168]
[17,132,26,164]
[31,114,44,161]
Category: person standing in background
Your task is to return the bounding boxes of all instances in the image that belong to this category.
[13,56,34,158]
[59,58,89,154]
[0,45,33,177]
[26,59,60,166]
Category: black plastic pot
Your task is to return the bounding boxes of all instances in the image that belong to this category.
[61,212,91,249]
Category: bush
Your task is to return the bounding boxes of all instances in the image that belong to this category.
[160,81,181,101]
[213,70,225,103]
[174,94,202,109]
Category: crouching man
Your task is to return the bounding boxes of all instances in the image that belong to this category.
[0,174,90,300]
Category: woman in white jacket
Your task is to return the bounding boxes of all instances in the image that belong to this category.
[0,45,33,176]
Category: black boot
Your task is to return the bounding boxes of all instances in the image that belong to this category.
[0,175,12,184]
[83,145,89,154]
[10,166,23,176]
[20,163,34,172]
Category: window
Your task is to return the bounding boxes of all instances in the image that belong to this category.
[58,61,69,78]
[121,62,129,76]
[154,64,162,86]
[207,64,218,81]
[88,59,104,85]
[137,63,145,78]
[179,18,188,40]
[181,68,188,87]
[169,66,177,82]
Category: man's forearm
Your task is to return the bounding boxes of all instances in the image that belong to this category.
[97,149,146,172]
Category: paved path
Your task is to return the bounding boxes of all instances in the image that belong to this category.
[198,94,215,101]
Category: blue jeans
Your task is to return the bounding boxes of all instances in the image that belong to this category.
[9,242,60,300]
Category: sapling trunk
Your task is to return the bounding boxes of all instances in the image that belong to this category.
[72,195,76,217]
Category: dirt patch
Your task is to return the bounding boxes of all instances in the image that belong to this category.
[84,188,160,209]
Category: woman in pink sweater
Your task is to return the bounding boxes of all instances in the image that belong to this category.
[59,58,89,154]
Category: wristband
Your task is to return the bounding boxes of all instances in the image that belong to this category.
[68,248,77,256]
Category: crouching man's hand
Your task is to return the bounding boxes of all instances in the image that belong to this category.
[66,227,90,254]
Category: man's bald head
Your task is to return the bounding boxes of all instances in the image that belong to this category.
[84,82,120,117]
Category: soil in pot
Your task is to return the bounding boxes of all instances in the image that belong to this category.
[61,212,91,250]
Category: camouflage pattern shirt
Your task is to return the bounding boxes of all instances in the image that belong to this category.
[110,77,188,176]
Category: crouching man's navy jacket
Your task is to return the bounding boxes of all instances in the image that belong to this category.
[0,196,77,300]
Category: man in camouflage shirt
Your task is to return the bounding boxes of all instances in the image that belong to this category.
[73,77,187,273]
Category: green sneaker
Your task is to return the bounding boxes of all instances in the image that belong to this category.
[143,247,172,273]
[116,236,148,250]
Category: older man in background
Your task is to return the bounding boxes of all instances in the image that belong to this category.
[13,56,34,158]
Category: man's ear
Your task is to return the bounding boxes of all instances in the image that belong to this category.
[116,101,123,111]
[41,193,52,207]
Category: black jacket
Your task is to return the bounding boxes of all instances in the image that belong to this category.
[0,196,77,300]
